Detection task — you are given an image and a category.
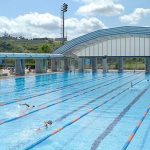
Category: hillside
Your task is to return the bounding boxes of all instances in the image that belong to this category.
[0,37,62,53]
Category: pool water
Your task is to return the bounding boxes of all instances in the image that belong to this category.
[0,72,150,150]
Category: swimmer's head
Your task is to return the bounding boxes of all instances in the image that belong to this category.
[47,120,52,125]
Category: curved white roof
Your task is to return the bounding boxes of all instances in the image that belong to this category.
[53,26,150,55]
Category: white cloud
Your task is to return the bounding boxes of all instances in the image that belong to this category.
[77,0,124,16]
[66,17,106,37]
[0,12,106,40]
[120,8,150,24]
[0,13,61,39]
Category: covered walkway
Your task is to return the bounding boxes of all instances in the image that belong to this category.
[0,53,64,75]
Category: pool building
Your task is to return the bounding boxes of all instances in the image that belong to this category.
[0,26,150,150]
[0,26,150,75]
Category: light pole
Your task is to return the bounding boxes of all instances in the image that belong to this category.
[61,3,68,45]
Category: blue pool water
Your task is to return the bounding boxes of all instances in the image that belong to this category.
[0,72,150,150]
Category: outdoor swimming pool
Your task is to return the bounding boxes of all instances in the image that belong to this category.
[0,72,150,150]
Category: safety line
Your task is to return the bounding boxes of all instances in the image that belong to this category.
[0,73,136,107]
[24,82,150,150]
[1,72,105,95]
[90,84,150,150]
[122,105,150,150]
[0,75,143,126]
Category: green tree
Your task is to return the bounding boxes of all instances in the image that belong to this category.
[37,44,53,53]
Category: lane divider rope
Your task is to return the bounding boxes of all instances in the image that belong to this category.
[0,75,143,126]
[90,84,150,150]
[1,73,105,95]
[0,74,114,106]
[0,73,137,107]
[24,81,149,150]
[0,72,86,91]
[37,73,139,108]
[54,79,144,123]
[122,105,150,150]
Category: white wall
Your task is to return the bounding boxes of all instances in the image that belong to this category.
[73,35,150,57]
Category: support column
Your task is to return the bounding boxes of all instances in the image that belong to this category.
[91,57,97,73]
[0,59,2,65]
[60,60,64,72]
[118,57,124,73]
[56,60,60,72]
[0,59,2,75]
[35,59,48,73]
[51,59,57,72]
[78,58,84,72]
[70,59,76,72]
[102,56,108,73]
[15,59,25,75]
[146,57,150,73]
[43,60,48,73]
[64,58,69,72]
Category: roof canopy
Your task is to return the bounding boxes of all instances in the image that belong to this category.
[0,53,63,59]
[53,26,150,55]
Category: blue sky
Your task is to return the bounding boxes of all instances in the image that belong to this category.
[0,0,150,39]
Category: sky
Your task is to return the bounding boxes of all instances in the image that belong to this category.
[0,0,150,40]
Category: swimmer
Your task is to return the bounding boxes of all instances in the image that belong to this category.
[44,120,53,129]
[147,79,149,82]
[36,120,53,133]
[19,103,35,109]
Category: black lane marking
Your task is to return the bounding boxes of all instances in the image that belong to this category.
[90,84,150,150]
